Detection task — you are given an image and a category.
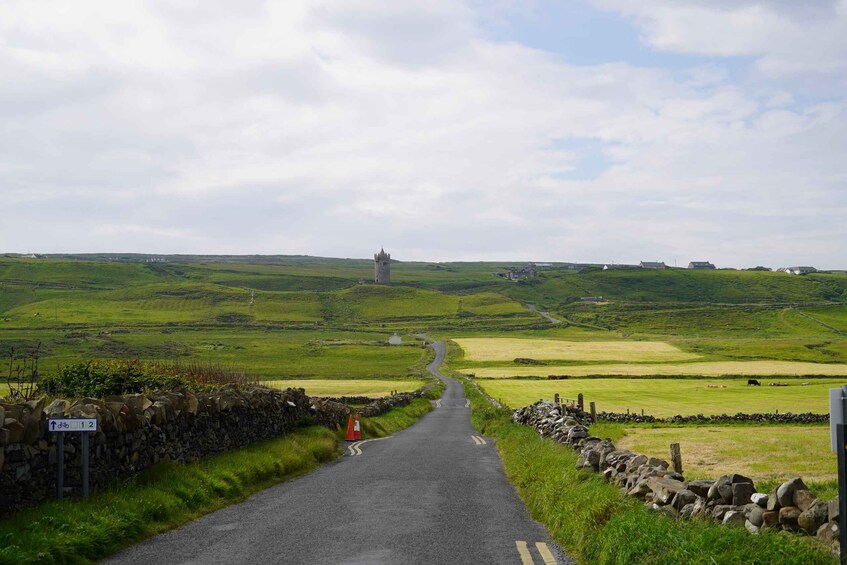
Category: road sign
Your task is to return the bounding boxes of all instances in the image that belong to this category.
[48,418,98,433]
[832,389,846,452]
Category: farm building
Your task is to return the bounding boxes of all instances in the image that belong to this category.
[778,266,817,275]
[688,261,716,269]
[603,263,637,270]
[639,261,667,269]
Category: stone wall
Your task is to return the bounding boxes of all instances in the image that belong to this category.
[0,386,311,517]
[597,411,828,424]
[514,400,840,554]
[311,390,428,430]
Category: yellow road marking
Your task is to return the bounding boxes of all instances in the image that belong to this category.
[471,435,487,445]
[471,435,481,445]
[536,542,557,565]
[347,436,393,456]
[435,399,442,408]
[465,399,470,408]
[516,541,534,565]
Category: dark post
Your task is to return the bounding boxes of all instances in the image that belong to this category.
[577,393,584,411]
[590,401,596,422]
[641,409,645,416]
[82,433,90,498]
[670,443,683,474]
[57,433,64,501]
[839,384,847,564]
[554,393,560,406]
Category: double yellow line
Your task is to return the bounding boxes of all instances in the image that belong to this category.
[471,435,487,445]
[516,541,557,564]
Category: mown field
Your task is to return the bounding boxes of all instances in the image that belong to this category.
[468,360,847,378]
[453,337,698,362]
[475,377,841,415]
[261,379,425,397]
[606,424,836,484]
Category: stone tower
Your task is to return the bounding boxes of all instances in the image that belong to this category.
[374,248,391,284]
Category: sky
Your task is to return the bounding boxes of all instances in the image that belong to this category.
[1,0,846,268]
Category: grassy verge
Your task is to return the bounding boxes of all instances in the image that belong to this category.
[462,380,836,564]
[0,387,442,565]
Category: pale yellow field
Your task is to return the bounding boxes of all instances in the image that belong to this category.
[615,426,835,483]
[467,360,847,378]
[454,338,699,362]
[261,379,424,398]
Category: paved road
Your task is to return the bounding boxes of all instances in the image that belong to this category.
[525,303,561,325]
[104,342,571,565]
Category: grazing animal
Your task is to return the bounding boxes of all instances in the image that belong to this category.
[747,379,761,386]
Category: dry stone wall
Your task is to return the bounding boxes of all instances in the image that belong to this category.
[0,386,311,517]
[597,411,828,424]
[514,400,840,555]
[311,390,428,430]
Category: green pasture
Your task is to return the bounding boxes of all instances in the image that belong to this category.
[1,281,532,330]
[261,379,425,397]
[475,377,844,415]
[608,424,836,484]
[0,329,430,380]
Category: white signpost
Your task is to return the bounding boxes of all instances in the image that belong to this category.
[829,388,847,564]
[48,418,98,500]
[49,418,97,433]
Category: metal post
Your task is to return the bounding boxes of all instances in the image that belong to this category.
[82,433,90,498]
[839,385,847,564]
[57,433,64,501]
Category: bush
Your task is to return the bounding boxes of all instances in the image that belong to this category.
[38,360,189,397]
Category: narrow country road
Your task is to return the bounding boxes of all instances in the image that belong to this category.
[103,342,571,565]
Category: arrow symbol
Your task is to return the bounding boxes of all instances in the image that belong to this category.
[50,421,56,431]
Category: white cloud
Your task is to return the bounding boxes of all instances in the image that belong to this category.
[0,0,844,267]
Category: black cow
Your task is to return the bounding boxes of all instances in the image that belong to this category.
[747,379,761,386]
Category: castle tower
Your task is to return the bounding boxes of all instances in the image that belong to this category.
[374,248,391,284]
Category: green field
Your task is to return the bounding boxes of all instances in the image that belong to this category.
[3,255,847,411]
[261,379,425,397]
[611,424,835,483]
[475,377,842,415]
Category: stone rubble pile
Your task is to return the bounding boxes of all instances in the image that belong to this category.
[1,386,311,516]
[513,400,840,554]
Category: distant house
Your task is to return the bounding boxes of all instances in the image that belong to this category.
[603,264,637,270]
[780,266,817,275]
[640,261,667,269]
[580,296,604,302]
[688,261,716,270]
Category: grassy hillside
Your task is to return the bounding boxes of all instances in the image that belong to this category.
[502,268,847,309]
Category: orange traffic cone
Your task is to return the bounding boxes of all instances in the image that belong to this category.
[344,414,356,441]
[353,414,361,440]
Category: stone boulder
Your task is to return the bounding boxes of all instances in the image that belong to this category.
[776,478,808,508]
[797,500,829,534]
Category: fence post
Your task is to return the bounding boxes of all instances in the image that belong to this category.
[577,393,584,411]
[554,393,560,406]
[670,443,683,474]
[590,401,596,422]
